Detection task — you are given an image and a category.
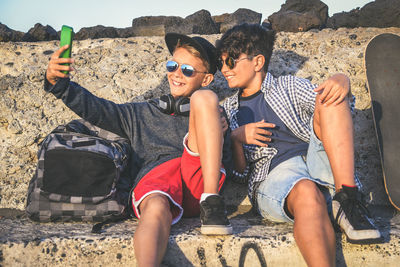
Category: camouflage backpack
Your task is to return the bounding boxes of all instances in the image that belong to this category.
[26,119,133,227]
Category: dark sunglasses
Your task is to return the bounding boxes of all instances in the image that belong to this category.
[218,56,252,70]
[166,60,208,77]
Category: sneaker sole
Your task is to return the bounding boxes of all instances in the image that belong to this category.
[201,225,233,235]
[345,235,384,244]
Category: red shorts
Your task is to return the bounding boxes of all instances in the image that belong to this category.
[131,137,226,224]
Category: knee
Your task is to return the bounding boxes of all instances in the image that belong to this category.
[289,180,326,211]
[139,194,172,221]
[190,90,218,110]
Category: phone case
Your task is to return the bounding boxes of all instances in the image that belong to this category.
[59,25,74,74]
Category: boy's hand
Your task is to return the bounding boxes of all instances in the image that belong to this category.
[231,120,275,147]
[219,107,228,135]
[314,73,350,106]
[46,45,75,85]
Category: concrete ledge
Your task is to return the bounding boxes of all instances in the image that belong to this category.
[1,204,399,267]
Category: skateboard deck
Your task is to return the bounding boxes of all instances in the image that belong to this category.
[365,33,400,210]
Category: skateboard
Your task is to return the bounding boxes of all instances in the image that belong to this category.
[365,33,400,210]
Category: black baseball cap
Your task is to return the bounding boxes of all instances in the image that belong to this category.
[165,33,217,75]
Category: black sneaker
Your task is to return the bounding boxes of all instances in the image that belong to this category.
[199,195,233,235]
[332,185,382,244]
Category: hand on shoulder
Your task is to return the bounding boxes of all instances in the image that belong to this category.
[314,73,350,106]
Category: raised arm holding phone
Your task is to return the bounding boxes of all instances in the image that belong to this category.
[44,29,233,266]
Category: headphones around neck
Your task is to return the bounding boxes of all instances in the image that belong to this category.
[158,94,190,116]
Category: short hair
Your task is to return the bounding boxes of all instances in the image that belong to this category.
[216,23,275,72]
[175,39,210,73]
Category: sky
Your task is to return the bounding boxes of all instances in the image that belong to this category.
[0,0,373,33]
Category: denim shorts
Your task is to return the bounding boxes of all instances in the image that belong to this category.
[255,120,336,223]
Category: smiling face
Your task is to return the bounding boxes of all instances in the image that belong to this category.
[220,53,261,93]
[167,47,213,98]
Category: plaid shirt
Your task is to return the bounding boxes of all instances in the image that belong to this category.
[223,72,355,204]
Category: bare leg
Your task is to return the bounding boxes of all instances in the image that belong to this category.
[287,180,336,267]
[187,90,223,193]
[134,193,172,267]
[313,95,355,191]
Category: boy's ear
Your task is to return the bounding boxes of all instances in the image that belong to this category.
[201,73,214,87]
[254,55,266,72]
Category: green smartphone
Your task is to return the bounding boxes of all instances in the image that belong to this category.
[59,25,74,74]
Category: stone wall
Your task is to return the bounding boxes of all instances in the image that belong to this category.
[1,27,399,210]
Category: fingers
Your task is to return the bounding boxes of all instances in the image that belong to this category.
[245,120,274,146]
[255,133,271,142]
[320,85,335,104]
[222,124,228,133]
[46,46,76,85]
[51,57,75,64]
[46,68,70,81]
[253,139,268,147]
[320,82,348,106]
[256,120,275,129]
[255,121,274,137]
[318,74,350,105]
[248,128,272,146]
[314,82,325,93]
[48,61,73,75]
[249,133,271,147]
[232,121,275,147]
[324,90,341,106]
[46,63,74,85]
[256,128,273,137]
[55,70,70,79]
[220,116,228,134]
[334,93,347,106]
[318,84,331,104]
[51,45,70,59]
[220,115,227,124]
[51,63,73,72]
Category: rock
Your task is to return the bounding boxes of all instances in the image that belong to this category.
[75,25,120,40]
[7,119,22,134]
[22,23,58,42]
[214,9,262,33]
[326,9,360,29]
[116,27,135,38]
[327,0,400,29]
[183,10,218,35]
[349,34,358,40]
[212,13,230,32]
[0,74,24,91]
[357,0,400,27]
[261,19,272,30]
[132,16,183,36]
[131,10,218,36]
[268,0,328,32]
[0,23,24,42]
[162,15,190,35]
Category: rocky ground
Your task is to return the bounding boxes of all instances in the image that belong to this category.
[1,27,400,211]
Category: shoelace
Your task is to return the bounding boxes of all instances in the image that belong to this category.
[335,196,371,227]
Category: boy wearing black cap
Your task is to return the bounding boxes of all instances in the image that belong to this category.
[45,33,232,266]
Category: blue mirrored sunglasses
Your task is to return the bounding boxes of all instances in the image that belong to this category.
[166,60,208,77]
